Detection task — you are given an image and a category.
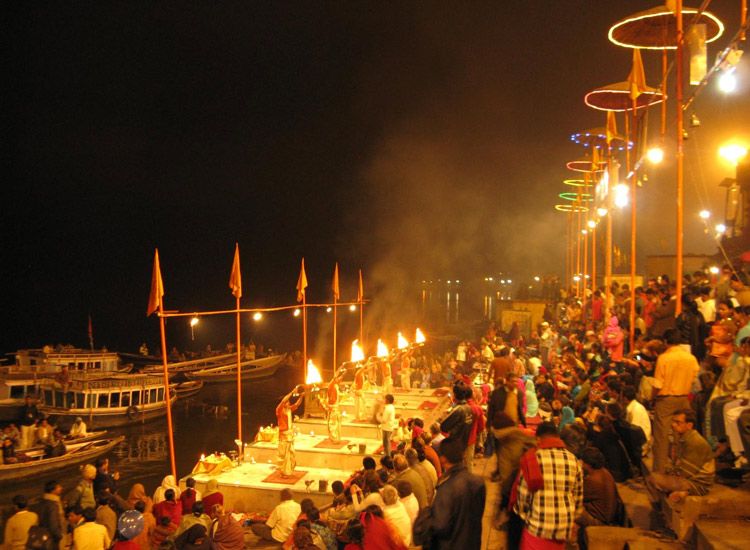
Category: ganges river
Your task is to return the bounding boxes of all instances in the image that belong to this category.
[0,367,294,507]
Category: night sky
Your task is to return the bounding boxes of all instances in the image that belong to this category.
[4,2,749,355]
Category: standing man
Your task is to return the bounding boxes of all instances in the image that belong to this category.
[382,360,394,394]
[512,422,583,549]
[652,329,699,473]
[413,438,486,549]
[2,495,38,550]
[645,409,714,509]
[352,365,367,421]
[73,508,110,550]
[30,481,65,550]
[378,394,397,458]
[276,386,304,477]
[319,369,344,444]
[19,395,40,450]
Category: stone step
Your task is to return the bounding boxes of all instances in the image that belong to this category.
[294,417,381,439]
[694,518,750,550]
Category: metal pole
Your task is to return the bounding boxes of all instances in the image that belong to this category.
[676,0,684,315]
[576,193,582,297]
[303,293,308,383]
[158,307,177,481]
[235,296,242,442]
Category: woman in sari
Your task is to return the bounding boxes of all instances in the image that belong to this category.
[127,483,153,513]
[153,475,180,504]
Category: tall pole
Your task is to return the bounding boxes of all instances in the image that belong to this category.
[158,305,177,481]
[358,269,364,345]
[575,194,583,297]
[675,0,684,315]
[302,292,308,382]
[629,103,637,352]
[235,296,242,442]
[582,213,589,316]
[591,222,597,298]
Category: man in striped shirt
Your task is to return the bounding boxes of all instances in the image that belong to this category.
[513,422,583,549]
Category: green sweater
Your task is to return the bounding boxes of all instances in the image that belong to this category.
[668,429,715,495]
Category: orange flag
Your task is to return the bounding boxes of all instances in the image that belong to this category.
[147,249,164,316]
[332,263,340,301]
[296,258,308,302]
[605,111,618,146]
[357,269,364,302]
[628,48,646,100]
[229,243,242,299]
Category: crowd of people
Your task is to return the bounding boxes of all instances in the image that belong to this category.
[2,464,240,550]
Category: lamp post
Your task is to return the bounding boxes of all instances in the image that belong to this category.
[190,317,199,341]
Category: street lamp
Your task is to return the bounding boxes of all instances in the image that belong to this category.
[699,209,711,220]
[718,143,748,166]
[252,312,263,321]
[646,146,664,164]
[189,317,199,341]
[597,207,608,217]
[349,304,357,312]
[293,308,301,317]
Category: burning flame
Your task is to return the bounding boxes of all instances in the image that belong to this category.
[200,453,206,461]
[376,339,389,357]
[415,328,426,344]
[351,340,365,362]
[306,360,323,384]
[397,332,409,349]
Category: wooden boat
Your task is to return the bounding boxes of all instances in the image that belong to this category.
[186,355,284,383]
[141,353,244,375]
[170,380,204,398]
[24,430,108,454]
[1,347,121,421]
[0,436,125,482]
[39,374,177,429]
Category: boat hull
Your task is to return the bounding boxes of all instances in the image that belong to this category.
[41,396,177,429]
[0,436,125,482]
[186,356,284,384]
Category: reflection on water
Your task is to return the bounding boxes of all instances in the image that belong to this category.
[0,366,295,507]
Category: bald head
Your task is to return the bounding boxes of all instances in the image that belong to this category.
[393,454,408,472]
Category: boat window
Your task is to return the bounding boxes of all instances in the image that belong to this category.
[54,390,64,407]
[98,393,109,408]
[94,362,101,370]
[132,391,140,406]
[86,394,94,408]
[66,392,74,408]
[111,393,120,408]
[10,386,25,399]
[43,389,53,405]
[149,388,157,403]
[76,392,85,408]
[121,392,130,407]
[157,388,164,402]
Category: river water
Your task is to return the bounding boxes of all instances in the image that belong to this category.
[1,367,295,508]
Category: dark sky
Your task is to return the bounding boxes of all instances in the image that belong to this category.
[4,2,749,355]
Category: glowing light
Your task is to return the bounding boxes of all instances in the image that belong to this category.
[709,266,720,275]
[507,279,512,284]
[376,339,389,358]
[718,69,737,93]
[554,204,589,213]
[581,229,588,235]
[573,275,581,282]
[646,147,664,164]
[252,312,263,321]
[190,317,200,327]
[326,307,332,313]
[719,143,748,166]
[397,332,409,350]
[293,308,301,317]
[533,276,541,282]
[715,223,727,234]
[614,184,629,208]
[305,360,323,384]
[699,210,711,220]
[415,328,426,343]
[349,304,357,312]
[200,453,206,461]
[597,207,608,217]
[607,7,724,50]
[351,340,365,362]
[587,220,597,229]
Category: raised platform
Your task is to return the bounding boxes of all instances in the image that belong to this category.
[183,386,452,515]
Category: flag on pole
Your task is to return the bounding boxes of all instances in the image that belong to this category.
[628,48,646,100]
[296,258,308,302]
[87,314,94,350]
[229,243,242,299]
[332,263,340,301]
[605,111,618,145]
[147,249,164,316]
[357,269,364,302]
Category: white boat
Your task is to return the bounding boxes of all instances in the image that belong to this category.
[186,355,285,383]
[0,347,121,421]
[38,373,176,428]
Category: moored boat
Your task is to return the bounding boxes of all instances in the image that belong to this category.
[38,374,177,429]
[0,436,125,482]
[170,380,204,398]
[186,355,284,383]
